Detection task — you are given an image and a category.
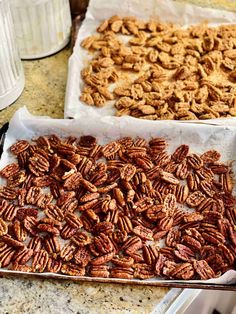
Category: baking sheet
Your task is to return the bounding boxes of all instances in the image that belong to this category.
[0,107,236,286]
[64,0,236,123]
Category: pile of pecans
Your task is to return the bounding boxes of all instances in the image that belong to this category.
[80,16,236,120]
[0,134,235,280]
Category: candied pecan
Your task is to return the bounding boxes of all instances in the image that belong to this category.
[146,204,166,221]
[91,251,115,266]
[117,216,133,233]
[186,191,205,207]
[175,184,189,203]
[102,141,120,159]
[74,247,91,267]
[169,262,194,280]
[193,260,215,280]
[28,236,42,252]
[64,212,83,229]
[44,204,64,222]
[172,145,189,162]
[160,171,179,185]
[134,263,155,279]
[80,192,100,203]
[142,245,159,265]
[90,265,110,277]
[120,164,137,181]
[155,253,166,276]
[113,188,125,206]
[32,249,49,272]
[47,257,62,273]
[61,224,77,240]
[166,228,181,247]
[0,200,18,221]
[0,163,20,178]
[93,221,114,235]
[94,233,114,254]
[0,243,15,267]
[13,247,33,265]
[174,244,195,262]
[0,186,17,200]
[23,216,38,236]
[44,235,60,255]
[122,236,143,253]
[0,218,8,236]
[158,216,173,231]
[187,154,203,170]
[111,267,134,279]
[78,135,96,147]
[112,230,128,244]
[201,150,221,163]
[1,235,24,248]
[63,172,82,190]
[184,213,204,223]
[112,256,134,268]
[10,140,29,155]
[71,231,91,247]
[133,225,153,240]
[218,243,234,265]
[61,263,85,276]
[60,243,76,262]
[133,197,153,213]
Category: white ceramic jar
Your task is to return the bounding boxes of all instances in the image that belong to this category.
[9,0,72,59]
[0,0,24,110]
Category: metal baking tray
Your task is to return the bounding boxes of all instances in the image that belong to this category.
[0,121,236,291]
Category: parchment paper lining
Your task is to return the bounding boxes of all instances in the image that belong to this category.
[0,107,236,285]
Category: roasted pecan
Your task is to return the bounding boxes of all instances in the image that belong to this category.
[111,267,134,279]
[0,163,20,178]
[74,247,91,266]
[10,140,29,155]
[0,243,15,267]
[174,244,195,262]
[71,231,91,247]
[32,249,49,272]
[169,262,194,280]
[60,243,76,262]
[193,260,215,280]
[13,247,33,265]
[90,265,110,277]
[61,263,85,276]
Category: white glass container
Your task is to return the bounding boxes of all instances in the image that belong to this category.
[0,0,24,110]
[9,0,72,59]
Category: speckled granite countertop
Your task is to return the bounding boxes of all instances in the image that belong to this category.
[0,47,70,128]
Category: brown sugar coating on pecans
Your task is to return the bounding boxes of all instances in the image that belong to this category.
[0,134,235,281]
[79,17,236,121]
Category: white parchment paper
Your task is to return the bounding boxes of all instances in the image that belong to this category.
[1,107,236,285]
[64,0,236,124]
